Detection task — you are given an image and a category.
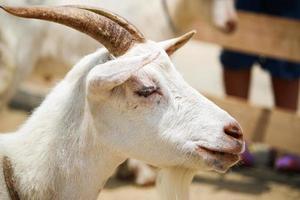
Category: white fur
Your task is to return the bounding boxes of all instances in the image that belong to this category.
[212,0,237,30]
[157,168,196,200]
[0,38,244,199]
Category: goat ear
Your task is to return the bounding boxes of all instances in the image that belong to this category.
[159,30,196,56]
[87,52,160,96]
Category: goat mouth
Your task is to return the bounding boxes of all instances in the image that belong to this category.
[196,146,238,156]
[196,146,241,172]
[196,146,241,163]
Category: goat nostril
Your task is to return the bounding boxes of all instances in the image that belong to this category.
[224,123,243,140]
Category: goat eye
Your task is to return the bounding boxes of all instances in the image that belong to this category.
[135,86,158,98]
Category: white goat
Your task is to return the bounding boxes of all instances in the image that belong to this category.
[0,0,238,185]
[0,5,244,200]
[0,0,237,109]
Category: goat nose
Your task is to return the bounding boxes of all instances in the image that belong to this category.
[224,123,243,140]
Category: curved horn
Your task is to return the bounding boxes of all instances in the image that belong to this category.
[159,31,196,55]
[66,5,145,42]
[0,5,144,56]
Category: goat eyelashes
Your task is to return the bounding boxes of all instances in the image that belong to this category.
[135,86,161,98]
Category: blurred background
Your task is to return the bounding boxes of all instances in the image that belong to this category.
[0,0,299,199]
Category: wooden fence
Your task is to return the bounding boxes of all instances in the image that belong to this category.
[192,11,300,63]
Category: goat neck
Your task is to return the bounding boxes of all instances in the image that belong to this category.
[2,50,126,199]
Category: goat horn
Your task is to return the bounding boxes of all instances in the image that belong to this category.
[65,5,145,42]
[161,30,196,55]
[0,5,144,56]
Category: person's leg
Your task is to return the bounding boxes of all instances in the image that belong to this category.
[223,68,251,99]
[220,50,256,100]
[223,69,255,166]
[271,77,299,111]
[220,50,257,167]
[262,59,300,171]
[263,59,300,112]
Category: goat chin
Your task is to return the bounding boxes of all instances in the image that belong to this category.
[157,168,196,200]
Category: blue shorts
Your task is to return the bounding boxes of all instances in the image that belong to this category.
[221,50,300,80]
[220,0,300,80]
[235,0,300,20]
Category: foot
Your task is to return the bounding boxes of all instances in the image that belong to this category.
[239,144,255,167]
[275,154,300,172]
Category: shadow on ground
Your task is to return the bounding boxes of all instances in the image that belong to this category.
[104,167,300,196]
[193,167,300,195]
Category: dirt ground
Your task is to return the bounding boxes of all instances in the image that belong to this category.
[99,169,300,200]
[1,109,300,200]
